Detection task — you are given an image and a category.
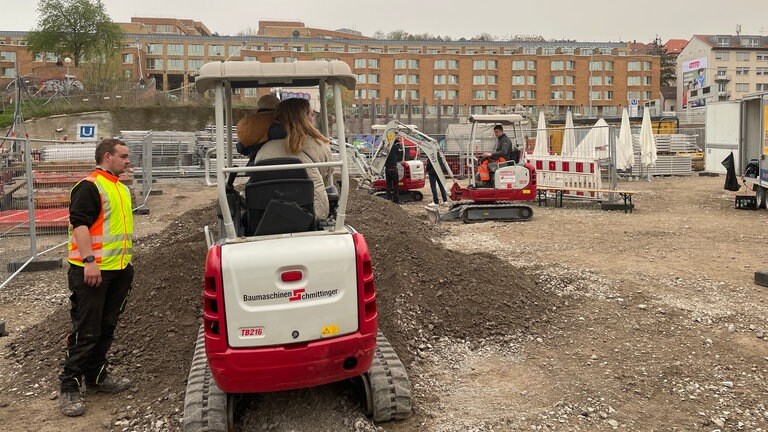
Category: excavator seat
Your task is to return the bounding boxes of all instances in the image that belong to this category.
[245,158,315,236]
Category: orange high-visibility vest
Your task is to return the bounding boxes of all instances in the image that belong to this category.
[68,170,133,270]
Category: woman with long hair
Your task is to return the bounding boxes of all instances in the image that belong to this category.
[254,97,333,219]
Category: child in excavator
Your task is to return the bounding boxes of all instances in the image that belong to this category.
[477,124,513,187]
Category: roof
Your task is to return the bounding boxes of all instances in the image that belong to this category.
[469,114,524,125]
[663,39,688,54]
[693,34,768,49]
[195,60,356,93]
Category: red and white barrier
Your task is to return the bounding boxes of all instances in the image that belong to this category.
[531,156,602,199]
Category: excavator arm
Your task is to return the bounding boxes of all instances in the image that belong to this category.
[372,120,456,192]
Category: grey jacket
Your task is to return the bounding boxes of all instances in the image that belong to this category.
[254,137,333,220]
[491,133,513,160]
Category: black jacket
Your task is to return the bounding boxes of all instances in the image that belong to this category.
[491,133,513,160]
[384,140,404,170]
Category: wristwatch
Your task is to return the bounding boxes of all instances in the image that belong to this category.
[83,255,96,263]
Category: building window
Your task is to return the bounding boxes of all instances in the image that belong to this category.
[122,53,134,64]
[736,67,750,75]
[715,51,730,61]
[408,74,419,84]
[551,76,564,85]
[643,61,652,71]
[368,59,379,68]
[644,76,652,85]
[394,59,406,69]
[167,59,184,70]
[605,76,614,85]
[369,89,379,98]
[487,60,497,70]
[473,60,486,70]
[565,91,574,100]
[644,91,652,100]
[369,48,383,53]
[523,47,537,55]
[355,89,366,99]
[409,90,419,100]
[446,90,457,100]
[605,61,614,71]
[511,90,524,99]
[527,90,536,99]
[388,47,401,54]
[579,48,594,56]
[627,76,642,86]
[434,90,446,99]
[600,48,612,55]
[34,52,43,62]
[0,67,16,77]
[756,67,768,76]
[757,83,768,91]
[735,83,750,92]
[188,59,204,70]
[627,91,641,100]
[147,43,163,55]
[167,44,184,56]
[427,49,440,54]
[394,89,406,99]
[188,45,203,56]
[349,47,362,53]
[448,59,459,69]
[561,47,575,55]
[512,75,525,85]
[45,52,58,62]
[446,49,459,54]
[736,52,750,61]
[550,61,564,71]
[146,58,163,70]
[527,75,536,85]
[155,24,174,34]
[394,74,406,84]
[357,74,366,84]
[473,90,486,100]
[542,48,555,55]
[741,37,760,47]
[487,75,497,85]
[757,54,768,61]
[466,49,479,55]
[590,76,602,85]
[434,75,446,85]
[512,60,525,70]
[590,91,602,100]
[309,46,325,52]
[603,106,617,116]
[368,74,379,84]
[627,61,641,71]
[527,60,536,70]
[488,90,497,100]
[408,59,419,69]
[566,61,576,70]
[550,90,563,100]
[123,70,132,79]
[590,61,603,71]
[434,59,446,69]
[209,45,224,56]
[448,75,459,84]
[605,91,614,100]
[473,75,486,85]
[717,36,731,47]
[354,58,365,68]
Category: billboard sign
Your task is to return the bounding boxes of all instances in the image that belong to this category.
[682,57,708,108]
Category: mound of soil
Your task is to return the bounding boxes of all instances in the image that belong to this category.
[346,191,554,364]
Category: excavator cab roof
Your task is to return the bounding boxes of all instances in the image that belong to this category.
[468,114,525,125]
[195,60,356,92]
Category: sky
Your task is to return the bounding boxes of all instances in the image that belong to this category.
[0,0,766,43]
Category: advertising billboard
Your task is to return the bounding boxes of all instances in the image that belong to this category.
[682,57,708,109]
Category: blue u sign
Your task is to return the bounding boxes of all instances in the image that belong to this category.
[77,124,98,140]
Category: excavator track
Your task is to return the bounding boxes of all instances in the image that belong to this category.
[429,201,533,223]
[362,332,413,422]
[183,326,230,432]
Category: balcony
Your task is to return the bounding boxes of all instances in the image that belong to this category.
[714,74,731,83]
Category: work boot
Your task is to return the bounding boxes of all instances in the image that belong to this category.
[88,375,132,394]
[60,391,85,417]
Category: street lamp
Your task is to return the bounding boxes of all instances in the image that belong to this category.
[64,57,72,96]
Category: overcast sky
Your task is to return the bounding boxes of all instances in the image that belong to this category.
[0,0,766,43]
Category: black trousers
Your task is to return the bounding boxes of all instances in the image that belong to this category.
[428,172,448,204]
[385,168,400,203]
[60,264,133,392]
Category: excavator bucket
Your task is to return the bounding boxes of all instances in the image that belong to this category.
[425,205,441,224]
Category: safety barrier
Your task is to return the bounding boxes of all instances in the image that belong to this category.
[531,156,603,199]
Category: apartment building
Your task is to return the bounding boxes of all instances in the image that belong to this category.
[2,19,661,118]
[678,34,768,107]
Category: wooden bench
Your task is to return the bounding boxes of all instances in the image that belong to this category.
[536,186,638,213]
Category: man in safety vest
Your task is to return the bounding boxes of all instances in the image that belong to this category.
[60,138,135,417]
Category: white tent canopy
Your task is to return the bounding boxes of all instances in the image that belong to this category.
[533,111,549,156]
[573,118,609,159]
[561,110,577,156]
[616,108,634,170]
[640,108,658,172]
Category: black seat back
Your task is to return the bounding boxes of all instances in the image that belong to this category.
[245,158,315,236]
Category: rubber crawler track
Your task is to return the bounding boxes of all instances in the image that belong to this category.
[183,326,228,432]
[367,331,412,422]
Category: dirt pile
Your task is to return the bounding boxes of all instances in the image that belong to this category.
[346,191,555,364]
